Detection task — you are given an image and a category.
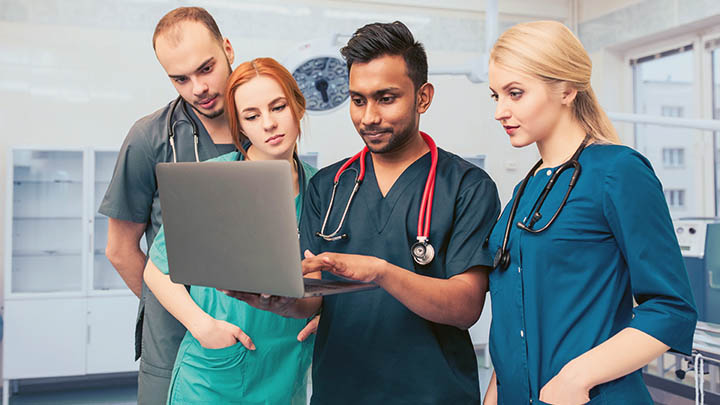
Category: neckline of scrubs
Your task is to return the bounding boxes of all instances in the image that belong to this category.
[530,143,600,178]
[361,150,432,234]
[177,99,225,160]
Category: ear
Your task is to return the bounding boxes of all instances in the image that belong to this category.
[560,83,577,106]
[416,82,434,114]
[223,37,235,66]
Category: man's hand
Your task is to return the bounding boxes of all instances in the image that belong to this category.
[297,315,320,342]
[220,290,298,317]
[191,317,255,351]
[301,250,385,283]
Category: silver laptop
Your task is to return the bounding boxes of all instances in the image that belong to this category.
[155,160,377,298]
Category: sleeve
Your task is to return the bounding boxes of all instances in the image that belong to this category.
[97,121,158,223]
[444,171,501,278]
[148,225,170,275]
[602,149,697,355]
[299,175,323,257]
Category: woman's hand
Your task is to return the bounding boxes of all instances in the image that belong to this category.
[539,360,591,405]
[297,315,320,342]
[191,317,256,351]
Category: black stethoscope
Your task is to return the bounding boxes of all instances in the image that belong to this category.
[166,95,201,163]
[493,135,591,270]
[316,132,439,265]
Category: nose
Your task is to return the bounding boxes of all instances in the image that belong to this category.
[494,98,511,122]
[360,102,381,127]
[262,111,277,132]
[191,77,209,98]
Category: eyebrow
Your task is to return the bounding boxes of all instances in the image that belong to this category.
[241,97,287,113]
[489,81,523,93]
[168,57,215,80]
[350,87,401,98]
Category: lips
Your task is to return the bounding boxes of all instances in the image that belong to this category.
[266,134,285,144]
[197,95,217,109]
[503,125,519,135]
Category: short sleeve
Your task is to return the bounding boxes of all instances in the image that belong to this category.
[445,172,501,278]
[97,121,157,223]
[299,175,323,258]
[148,225,170,275]
[603,149,697,355]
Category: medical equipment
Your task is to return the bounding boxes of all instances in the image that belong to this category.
[493,135,590,270]
[674,218,720,324]
[166,95,200,163]
[316,132,439,265]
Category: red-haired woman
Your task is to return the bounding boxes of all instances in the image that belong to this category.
[144,57,318,404]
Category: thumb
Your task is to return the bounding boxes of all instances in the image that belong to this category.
[304,249,316,259]
[235,328,256,351]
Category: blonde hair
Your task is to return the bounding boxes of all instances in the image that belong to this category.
[490,21,620,144]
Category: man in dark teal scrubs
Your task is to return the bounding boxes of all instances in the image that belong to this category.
[99,7,238,404]
[234,21,500,403]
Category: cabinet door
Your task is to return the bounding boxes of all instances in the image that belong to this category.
[86,296,139,373]
[9,149,85,295]
[2,298,87,379]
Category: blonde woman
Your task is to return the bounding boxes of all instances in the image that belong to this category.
[484,21,696,404]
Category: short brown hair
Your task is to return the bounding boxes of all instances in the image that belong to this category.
[152,7,223,50]
[225,58,307,157]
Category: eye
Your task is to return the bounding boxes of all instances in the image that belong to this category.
[272,104,287,112]
[509,89,523,100]
[490,93,498,102]
[201,65,213,74]
[351,97,366,106]
[243,114,258,121]
[174,77,187,84]
[379,95,395,104]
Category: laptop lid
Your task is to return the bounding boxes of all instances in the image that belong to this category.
[156,160,307,298]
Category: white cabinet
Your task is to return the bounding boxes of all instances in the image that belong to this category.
[3,148,138,402]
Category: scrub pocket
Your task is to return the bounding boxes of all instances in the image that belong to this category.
[168,340,248,404]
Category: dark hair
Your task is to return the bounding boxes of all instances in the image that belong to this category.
[341,21,427,90]
[153,7,223,50]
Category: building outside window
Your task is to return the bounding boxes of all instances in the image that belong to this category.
[664,189,686,208]
[661,105,684,117]
[662,148,685,168]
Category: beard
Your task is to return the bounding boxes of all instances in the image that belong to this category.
[361,114,418,154]
[185,57,233,120]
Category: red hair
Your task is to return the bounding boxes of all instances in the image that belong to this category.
[225,58,306,158]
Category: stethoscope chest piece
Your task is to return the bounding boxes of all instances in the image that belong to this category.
[411,239,435,266]
[493,248,510,270]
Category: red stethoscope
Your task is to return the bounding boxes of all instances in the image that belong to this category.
[316,132,438,265]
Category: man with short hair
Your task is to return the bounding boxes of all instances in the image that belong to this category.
[232,21,500,403]
[99,7,236,404]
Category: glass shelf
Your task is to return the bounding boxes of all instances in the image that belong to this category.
[12,255,83,293]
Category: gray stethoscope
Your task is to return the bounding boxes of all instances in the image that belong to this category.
[493,135,590,270]
[166,95,200,163]
[316,132,439,266]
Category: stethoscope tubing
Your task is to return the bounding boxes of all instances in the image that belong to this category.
[167,96,201,163]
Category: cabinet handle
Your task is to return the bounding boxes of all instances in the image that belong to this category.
[87,325,91,344]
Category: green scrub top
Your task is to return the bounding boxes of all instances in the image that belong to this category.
[487,145,697,404]
[149,150,318,404]
[299,147,500,404]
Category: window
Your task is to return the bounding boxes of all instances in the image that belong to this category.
[664,189,686,208]
[662,148,685,168]
[632,45,700,216]
[464,155,486,169]
[660,105,684,117]
[713,46,720,216]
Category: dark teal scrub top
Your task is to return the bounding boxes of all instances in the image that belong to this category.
[299,148,501,404]
[487,144,697,404]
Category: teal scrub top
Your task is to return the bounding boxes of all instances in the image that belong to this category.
[299,148,501,404]
[487,144,697,404]
[149,150,318,404]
